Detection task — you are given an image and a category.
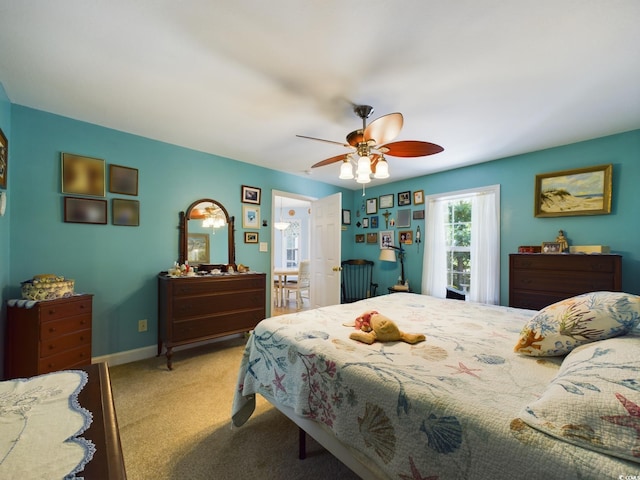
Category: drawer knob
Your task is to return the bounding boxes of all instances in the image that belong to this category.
[49,327,56,333]
[48,309,56,315]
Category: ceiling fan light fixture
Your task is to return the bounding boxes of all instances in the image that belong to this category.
[356,155,372,176]
[356,172,371,184]
[374,158,389,179]
[339,161,354,179]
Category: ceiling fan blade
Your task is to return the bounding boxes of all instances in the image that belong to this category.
[346,129,364,147]
[382,140,444,157]
[364,112,403,145]
[311,153,349,168]
[296,134,351,148]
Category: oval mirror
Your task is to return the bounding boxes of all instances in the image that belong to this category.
[178,199,235,268]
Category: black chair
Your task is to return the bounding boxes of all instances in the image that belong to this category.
[446,286,466,301]
[341,259,378,303]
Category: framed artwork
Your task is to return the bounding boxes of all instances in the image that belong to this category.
[379,194,394,209]
[0,127,7,189]
[242,205,260,228]
[366,197,377,214]
[241,185,261,204]
[109,164,138,196]
[64,196,107,224]
[366,232,378,244]
[362,218,369,228]
[355,234,365,243]
[379,230,394,249]
[398,191,411,206]
[244,232,259,243]
[534,164,612,217]
[413,190,424,205]
[187,233,210,264]
[371,215,379,229]
[342,209,351,225]
[413,209,425,220]
[112,198,140,226]
[542,241,562,254]
[61,153,106,197]
[396,209,411,228]
[399,230,413,244]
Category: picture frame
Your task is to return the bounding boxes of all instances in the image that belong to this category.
[242,205,260,228]
[396,209,411,228]
[109,164,138,196]
[0,127,7,189]
[534,164,612,217]
[413,190,424,205]
[355,234,365,243]
[64,196,107,224]
[241,185,261,204]
[366,197,377,214]
[399,230,413,244]
[541,241,562,254]
[362,218,369,228]
[61,153,106,197]
[370,215,379,229]
[398,191,411,206]
[342,209,351,225]
[112,198,140,226]
[366,232,378,244]
[379,230,394,249]
[379,194,394,209]
[187,233,210,264]
[413,209,425,220]
[244,232,259,243]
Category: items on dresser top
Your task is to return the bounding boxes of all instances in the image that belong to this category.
[20,273,75,300]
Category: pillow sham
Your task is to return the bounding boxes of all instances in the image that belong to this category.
[514,291,640,356]
[519,334,640,463]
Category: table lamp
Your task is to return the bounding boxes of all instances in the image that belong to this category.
[379,245,406,285]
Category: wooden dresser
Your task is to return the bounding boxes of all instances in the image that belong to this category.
[509,254,622,310]
[157,272,266,369]
[4,294,93,379]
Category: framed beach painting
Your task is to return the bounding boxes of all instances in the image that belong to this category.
[534,164,612,217]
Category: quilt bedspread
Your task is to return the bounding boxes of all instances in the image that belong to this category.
[232,293,637,479]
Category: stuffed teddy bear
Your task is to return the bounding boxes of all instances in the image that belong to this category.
[346,311,426,345]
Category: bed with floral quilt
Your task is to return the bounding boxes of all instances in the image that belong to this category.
[231,291,640,479]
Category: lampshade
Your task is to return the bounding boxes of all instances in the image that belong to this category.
[339,161,354,179]
[356,155,372,175]
[379,248,397,262]
[274,222,290,230]
[356,172,371,184]
[373,158,389,179]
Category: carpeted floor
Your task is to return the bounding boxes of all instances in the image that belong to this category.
[108,336,360,479]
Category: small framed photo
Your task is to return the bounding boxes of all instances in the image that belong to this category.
[396,209,411,228]
[355,234,365,243]
[62,153,106,197]
[413,209,425,220]
[379,230,394,249]
[366,232,378,244]
[399,230,413,244]
[188,233,210,264]
[370,216,379,229]
[398,191,411,206]
[342,209,351,225]
[112,198,140,226]
[362,218,369,228]
[242,205,260,228]
[241,185,261,204]
[64,196,107,224]
[413,190,424,205]
[109,164,138,196]
[244,232,259,243]
[542,242,562,254]
[0,127,7,189]
[366,198,377,214]
[379,194,394,209]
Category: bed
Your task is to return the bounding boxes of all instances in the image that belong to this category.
[232,292,640,479]
[0,362,127,479]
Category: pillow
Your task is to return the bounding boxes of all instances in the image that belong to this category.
[514,291,640,356]
[519,334,640,463]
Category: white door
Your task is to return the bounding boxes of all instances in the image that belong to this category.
[310,192,342,307]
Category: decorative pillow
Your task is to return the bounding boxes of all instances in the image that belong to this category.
[514,291,640,356]
[519,334,640,463]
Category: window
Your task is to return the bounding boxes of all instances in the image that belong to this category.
[282,219,301,268]
[445,199,471,291]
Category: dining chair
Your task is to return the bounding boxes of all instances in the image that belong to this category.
[285,260,310,309]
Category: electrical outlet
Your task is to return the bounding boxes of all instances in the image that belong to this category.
[138,319,148,332]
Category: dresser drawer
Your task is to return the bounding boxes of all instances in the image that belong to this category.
[39,297,93,323]
[172,309,263,342]
[40,314,92,341]
[172,289,264,319]
[38,345,92,374]
[172,276,265,297]
[40,329,91,358]
[510,270,617,294]
[510,254,617,273]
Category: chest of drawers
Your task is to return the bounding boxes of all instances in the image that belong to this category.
[509,254,622,310]
[158,273,266,369]
[4,294,93,379]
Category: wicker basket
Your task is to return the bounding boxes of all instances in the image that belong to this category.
[21,274,75,301]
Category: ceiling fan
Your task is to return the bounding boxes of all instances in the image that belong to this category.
[297,104,444,183]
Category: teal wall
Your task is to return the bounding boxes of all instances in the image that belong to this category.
[343,130,640,301]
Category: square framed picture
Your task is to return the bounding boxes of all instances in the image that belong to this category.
[370,215,379,229]
[366,198,377,214]
[413,209,425,220]
[413,190,424,205]
[396,209,411,228]
[366,232,378,244]
[188,233,210,264]
[244,232,259,243]
[241,185,261,204]
[242,205,260,228]
[109,164,138,195]
[362,218,369,228]
[355,234,365,243]
[342,209,351,225]
[112,198,140,226]
[399,230,413,244]
[379,230,394,249]
[61,153,105,197]
[64,196,107,224]
[0,127,7,189]
[398,191,411,206]
[379,194,394,209]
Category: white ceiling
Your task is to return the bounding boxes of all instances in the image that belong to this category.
[1,1,639,189]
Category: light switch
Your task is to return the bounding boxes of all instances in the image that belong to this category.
[259,242,268,252]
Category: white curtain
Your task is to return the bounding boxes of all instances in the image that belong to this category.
[469,189,500,304]
[422,197,448,297]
